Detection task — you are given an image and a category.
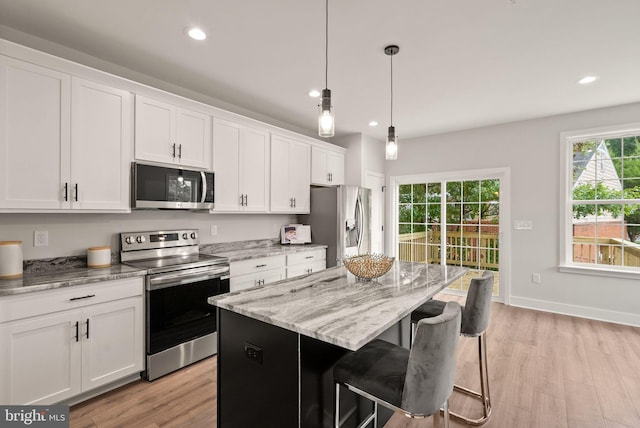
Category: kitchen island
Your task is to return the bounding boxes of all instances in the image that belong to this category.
[208,261,467,428]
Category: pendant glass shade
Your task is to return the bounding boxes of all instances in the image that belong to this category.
[385,125,398,160]
[318,88,335,137]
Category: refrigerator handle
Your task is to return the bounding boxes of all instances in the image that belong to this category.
[356,194,364,253]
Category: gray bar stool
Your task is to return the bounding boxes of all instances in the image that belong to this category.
[410,270,494,425]
[333,301,461,428]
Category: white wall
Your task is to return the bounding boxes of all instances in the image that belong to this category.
[336,133,385,186]
[384,102,640,326]
[0,212,296,260]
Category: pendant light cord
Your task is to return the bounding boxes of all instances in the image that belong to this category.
[390,53,393,126]
[325,0,329,89]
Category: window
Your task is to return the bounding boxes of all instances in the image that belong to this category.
[561,124,640,277]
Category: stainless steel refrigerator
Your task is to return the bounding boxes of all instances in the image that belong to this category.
[300,186,371,267]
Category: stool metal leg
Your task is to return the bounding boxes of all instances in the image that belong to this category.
[450,332,492,425]
[335,383,341,428]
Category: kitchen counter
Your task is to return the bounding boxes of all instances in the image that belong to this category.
[210,261,468,427]
[0,264,147,296]
[209,261,467,350]
[202,243,327,263]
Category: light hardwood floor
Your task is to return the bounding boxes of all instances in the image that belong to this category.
[70,295,640,428]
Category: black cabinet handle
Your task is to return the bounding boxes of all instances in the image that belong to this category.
[64,183,68,201]
[256,264,267,268]
[85,319,90,339]
[305,255,314,259]
[178,144,182,159]
[74,321,79,342]
[74,183,78,201]
[69,294,96,301]
[172,143,176,158]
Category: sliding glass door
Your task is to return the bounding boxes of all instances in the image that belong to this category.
[394,169,509,301]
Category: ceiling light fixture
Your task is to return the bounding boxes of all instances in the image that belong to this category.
[185,27,206,41]
[578,75,599,85]
[385,45,399,160]
[318,0,334,137]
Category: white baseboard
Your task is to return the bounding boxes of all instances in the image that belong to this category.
[509,296,640,327]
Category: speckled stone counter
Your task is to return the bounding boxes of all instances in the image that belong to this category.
[209,261,467,351]
[0,264,147,297]
[201,242,327,263]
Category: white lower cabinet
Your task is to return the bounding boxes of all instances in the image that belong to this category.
[0,278,144,405]
[229,255,286,292]
[287,249,326,278]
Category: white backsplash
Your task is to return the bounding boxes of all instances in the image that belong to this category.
[0,211,296,260]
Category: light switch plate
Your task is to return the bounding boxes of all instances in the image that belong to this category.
[34,230,49,247]
[513,220,533,230]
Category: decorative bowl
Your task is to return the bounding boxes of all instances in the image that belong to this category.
[342,254,395,281]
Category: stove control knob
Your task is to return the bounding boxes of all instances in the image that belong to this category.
[191,232,197,239]
[124,236,134,245]
[136,235,146,244]
[182,232,188,240]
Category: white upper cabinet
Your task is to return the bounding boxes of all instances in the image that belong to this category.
[0,56,131,212]
[212,118,269,212]
[71,77,131,211]
[311,145,345,186]
[134,95,211,170]
[270,134,310,213]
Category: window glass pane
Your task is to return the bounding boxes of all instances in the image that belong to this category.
[413,223,426,233]
[427,204,441,224]
[412,183,426,203]
[426,244,440,264]
[446,203,461,224]
[398,223,411,234]
[399,184,412,203]
[427,183,441,203]
[446,182,461,202]
[463,202,479,223]
[413,204,426,223]
[463,181,479,202]
[399,204,412,222]
[597,180,623,199]
[481,179,500,202]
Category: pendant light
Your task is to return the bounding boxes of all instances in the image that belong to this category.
[318,0,334,137]
[385,45,399,160]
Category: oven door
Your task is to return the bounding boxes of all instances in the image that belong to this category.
[146,265,230,356]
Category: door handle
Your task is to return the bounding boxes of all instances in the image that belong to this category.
[172,143,176,158]
[74,183,78,202]
[74,321,79,342]
[85,319,90,339]
[178,144,182,159]
[200,171,207,204]
[63,183,68,201]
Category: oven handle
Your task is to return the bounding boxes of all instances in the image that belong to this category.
[147,266,230,291]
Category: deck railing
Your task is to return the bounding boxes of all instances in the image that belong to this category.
[573,236,640,267]
[398,231,499,269]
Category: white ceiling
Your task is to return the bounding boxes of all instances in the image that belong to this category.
[1,0,639,141]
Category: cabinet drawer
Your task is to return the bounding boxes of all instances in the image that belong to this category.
[230,255,286,277]
[0,277,144,323]
[287,260,326,279]
[230,268,286,292]
[287,249,326,266]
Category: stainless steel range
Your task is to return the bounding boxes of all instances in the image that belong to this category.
[120,229,229,381]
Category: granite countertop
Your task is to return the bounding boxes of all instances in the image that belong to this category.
[203,243,328,263]
[208,261,467,350]
[0,264,147,297]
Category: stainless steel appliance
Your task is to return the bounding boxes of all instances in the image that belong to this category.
[120,229,229,381]
[300,186,371,267]
[131,162,214,209]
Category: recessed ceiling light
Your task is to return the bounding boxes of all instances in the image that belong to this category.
[309,89,321,98]
[185,27,206,41]
[578,75,599,85]
[369,121,378,127]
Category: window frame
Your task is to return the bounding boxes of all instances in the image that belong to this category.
[559,122,640,279]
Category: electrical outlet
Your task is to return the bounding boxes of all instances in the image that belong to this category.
[531,273,541,284]
[210,224,218,236]
[244,343,263,364]
[34,230,48,247]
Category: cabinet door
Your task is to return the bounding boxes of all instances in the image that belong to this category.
[71,78,132,210]
[176,107,211,169]
[289,141,311,213]
[326,151,345,185]
[270,135,293,212]
[311,146,329,185]
[0,56,71,210]
[241,127,269,212]
[212,119,241,211]
[81,297,143,392]
[0,311,81,405]
[134,95,175,164]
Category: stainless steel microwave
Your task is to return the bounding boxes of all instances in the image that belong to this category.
[131,163,214,209]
